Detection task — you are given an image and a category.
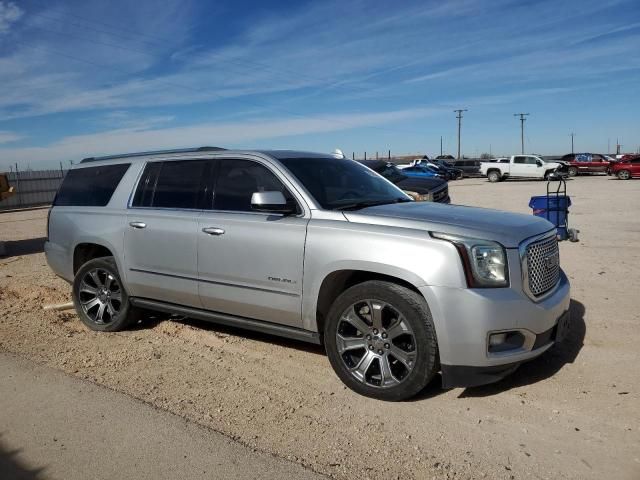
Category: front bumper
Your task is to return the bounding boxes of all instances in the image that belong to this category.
[419,269,571,388]
[440,309,570,388]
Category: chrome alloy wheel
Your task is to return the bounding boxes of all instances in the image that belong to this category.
[78,268,123,325]
[336,300,417,388]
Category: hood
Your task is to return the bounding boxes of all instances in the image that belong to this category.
[343,201,554,248]
[395,176,447,194]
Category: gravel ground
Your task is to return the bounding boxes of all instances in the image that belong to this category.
[0,175,638,480]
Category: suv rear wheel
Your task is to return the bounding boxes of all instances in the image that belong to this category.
[72,256,138,332]
[567,166,578,177]
[324,281,438,401]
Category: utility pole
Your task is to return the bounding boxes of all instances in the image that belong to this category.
[513,113,529,154]
[454,109,467,159]
[569,133,575,154]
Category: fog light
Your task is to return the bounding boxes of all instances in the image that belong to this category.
[488,331,525,353]
[489,333,507,346]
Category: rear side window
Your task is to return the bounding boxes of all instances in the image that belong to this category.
[132,160,207,209]
[54,163,130,207]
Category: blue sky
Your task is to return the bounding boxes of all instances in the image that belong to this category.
[0,0,639,170]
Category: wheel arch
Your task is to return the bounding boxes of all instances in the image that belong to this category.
[310,268,425,339]
[72,241,124,280]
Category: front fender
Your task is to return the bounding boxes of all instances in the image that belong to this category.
[301,220,466,331]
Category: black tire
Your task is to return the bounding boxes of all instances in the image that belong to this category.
[324,281,438,401]
[488,170,501,183]
[544,170,554,180]
[617,169,631,180]
[72,256,138,332]
[567,166,578,177]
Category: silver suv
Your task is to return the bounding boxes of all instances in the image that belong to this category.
[45,147,571,401]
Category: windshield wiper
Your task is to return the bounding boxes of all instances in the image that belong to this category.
[335,198,411,211]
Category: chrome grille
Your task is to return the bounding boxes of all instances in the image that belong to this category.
[526,235,560,297]
[432,185,448,203]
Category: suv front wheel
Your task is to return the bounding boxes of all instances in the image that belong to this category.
[72,256,138,332]
[324,281,438,401]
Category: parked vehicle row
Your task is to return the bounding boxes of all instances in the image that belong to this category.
[358,160,450,203]
[477,152,639,182]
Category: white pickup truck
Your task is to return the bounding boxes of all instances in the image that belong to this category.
[480,155,564,182]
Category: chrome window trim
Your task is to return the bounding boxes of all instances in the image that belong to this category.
[519,230,560,302]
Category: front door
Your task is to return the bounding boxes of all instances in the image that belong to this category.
[197,158,308,327]
[124,159,210,307]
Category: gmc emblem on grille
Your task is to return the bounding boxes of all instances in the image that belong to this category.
[544,253,559,270]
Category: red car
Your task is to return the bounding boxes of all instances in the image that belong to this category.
[611,157,640,180]
[561,153,612,176]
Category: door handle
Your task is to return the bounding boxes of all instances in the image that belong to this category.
[129,222,146,229]
[202,227,225,236]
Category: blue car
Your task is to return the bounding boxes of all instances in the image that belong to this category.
[399,164,444,179]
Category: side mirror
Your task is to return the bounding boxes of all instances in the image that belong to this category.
[536,160,543,167]
[251,191,296,214]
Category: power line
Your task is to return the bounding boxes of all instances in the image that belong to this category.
[454,109,467,159]
[513,113,529,154]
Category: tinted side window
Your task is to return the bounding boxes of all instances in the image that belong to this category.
[525,157,538,165]
[513,156,526,164]
[152,160,207,209]
[132,162,161,207]
[54,163,130,207]
[214,159,295,212]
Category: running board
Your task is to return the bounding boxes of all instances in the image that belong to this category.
[129,297,321,345]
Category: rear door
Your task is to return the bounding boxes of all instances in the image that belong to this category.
[197,157,308,327]
[124,159,211,307]
[574,154,592,172]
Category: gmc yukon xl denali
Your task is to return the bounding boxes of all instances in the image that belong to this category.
[46,148,571,401]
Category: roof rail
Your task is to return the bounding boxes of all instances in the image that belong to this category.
[80,146,226,163]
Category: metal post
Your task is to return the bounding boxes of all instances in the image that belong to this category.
[569,133,575,154]
[388,150,391,160]
[352,152,355,160]
[376,151,378,160]
[440,136,443,156]
[454,109,467,160]
[513,113,530,154]
[364,151,367,160]
[14,163,22,207]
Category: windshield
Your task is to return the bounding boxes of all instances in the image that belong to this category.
[279,157,410,210]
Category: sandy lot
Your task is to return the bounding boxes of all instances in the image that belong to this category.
[1,175,638,480]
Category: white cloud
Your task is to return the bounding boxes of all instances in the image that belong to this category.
[0,130,23,144]
[0,108,439,167]
[0,1,22,34]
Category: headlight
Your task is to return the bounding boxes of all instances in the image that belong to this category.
[430,232,508,287]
